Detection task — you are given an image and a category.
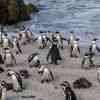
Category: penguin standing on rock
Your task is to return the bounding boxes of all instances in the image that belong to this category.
[4,48,16,67]
[89,38,100,54]
[7,70,23,92]
[47,38,62,65]
[0,82,7,100]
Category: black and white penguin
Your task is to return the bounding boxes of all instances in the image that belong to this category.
[60,81,77,100]
[70,38,80,57]
[81,52,95,69]
[97,67,100,83]
[68,31,76,47]
[28,53,40,68]
[19,30,27,45]
[1,81,13,91]
[25,28,34,43]
[12,37,22,54]
[4,48,16,67]
[89,38,100,54]
[36,33,43,49]
[38,65,54,83]
[0,54,4,64]
[47,38,62,65]
[7,70,23,92]
[55,32,66,49]
[0,82,7,100]
[2,33,10,49]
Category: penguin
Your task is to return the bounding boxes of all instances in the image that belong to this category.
[1,81,13,91]
[0,82,7,100]
[7,70,23,92]
[55,32,66,49]
[70,38,80,57]
[42,34,48,48]
[28,53,40,68]
[19,31,27,45]
[36,33,43,49]
[38,65,54,83]
[97,67,100,83]
[4,48,16,67]
[47,38,62,65]
[60,81,77,100]
[68,31,76,47]
[89,38,100,54]
[81,52,95,69]
[12,37,22,54]
[2,34,9,49]
[0,54,4,64]
[25,28,34,43]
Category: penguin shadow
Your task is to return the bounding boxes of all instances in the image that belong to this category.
[0,66,5,73]
[21,95,36,99]
[7,96,19,100]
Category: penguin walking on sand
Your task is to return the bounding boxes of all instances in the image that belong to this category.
[36,34,43,49]
[47,37,62,65]
[25,28,34,43]
[55,32,66,49]
[4,48,16,67]
[19,31,27,45]
[67,31,76,48]
[0,82,7,100]
[37,64,54,83]
[89,38,100,54]
[81,52,95,69]
[12,37,22,54]
[70,38,80,57]
[97,67,100,83]
[60,81,77,100]
[2,33,12,49]
[0,54,4,64]
[7,70,23,92]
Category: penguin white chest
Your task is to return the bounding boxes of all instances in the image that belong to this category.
[1,88,6,100]
[38,36,42,45]
[5,53,12,65]
[73,41,78,49]
[11,75,20,90]
[3,39,9,48]
[92,44,96,52]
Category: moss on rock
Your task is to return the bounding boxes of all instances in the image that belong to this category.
[0,0,39,25]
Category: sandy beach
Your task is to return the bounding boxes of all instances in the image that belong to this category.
[0,40,100,100]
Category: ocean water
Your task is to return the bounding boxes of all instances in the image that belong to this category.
[7,0,100,45]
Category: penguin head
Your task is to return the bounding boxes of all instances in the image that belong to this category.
[55,31,59,34]
[7,70,15,76]
[60,81,70,87]
[92,38,98,44]
[1,81,6,87]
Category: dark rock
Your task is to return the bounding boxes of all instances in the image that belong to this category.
[0,67,4,73]
[19,69,30,79]
[73,77,92,89]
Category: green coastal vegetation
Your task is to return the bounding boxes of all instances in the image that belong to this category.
[0,0,39,25]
